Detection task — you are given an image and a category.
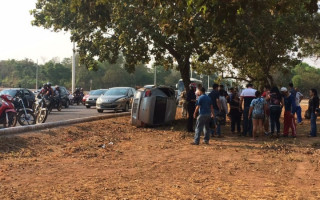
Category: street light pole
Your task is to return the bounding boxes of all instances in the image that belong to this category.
[208,75,210,90]
[72,42,76,94]
[36,59,38,90]
[154,65,157,86]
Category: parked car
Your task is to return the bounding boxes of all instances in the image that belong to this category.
[131,86,176,126]
[96,87,136,113]
[0,88,35,109]
[52,86,71,108]
[85,89,108,108]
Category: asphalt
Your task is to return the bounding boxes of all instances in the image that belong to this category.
[0,105,126,129]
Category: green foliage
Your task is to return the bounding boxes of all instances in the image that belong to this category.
[291,63,320,95]
[0,56,181,90]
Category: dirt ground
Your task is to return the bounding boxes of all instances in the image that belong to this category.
[1,106,320,199]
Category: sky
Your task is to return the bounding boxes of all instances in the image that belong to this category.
[0,0,72,64]
[0,0,319,67]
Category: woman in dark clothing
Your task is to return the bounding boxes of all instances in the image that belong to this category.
[229,91,241,134]
[187,84,197,132]
[308,89,319,137]
[269,87,284,137]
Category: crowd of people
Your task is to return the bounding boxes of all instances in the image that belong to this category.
[180,82,319,145]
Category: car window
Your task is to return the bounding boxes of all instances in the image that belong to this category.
[128,89,133,97]
[23,89,30,96]
[91,90,106,95]
[105,88,129,96]
[0,90,17,97]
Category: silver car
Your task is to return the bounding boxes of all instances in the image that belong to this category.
[96,87,136,113]
[85,89,108,108]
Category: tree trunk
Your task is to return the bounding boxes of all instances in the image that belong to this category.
[178,58,191,93]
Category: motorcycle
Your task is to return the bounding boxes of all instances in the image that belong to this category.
[0,94,17,128]
[48,96,62,113]
[33,96,49,124]
[73,93,82,105]
[13,90,36,126]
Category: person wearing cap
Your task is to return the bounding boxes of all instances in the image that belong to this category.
[281,87,297,137]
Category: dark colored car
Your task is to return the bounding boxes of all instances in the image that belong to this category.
[85,89,108,108]
[53,86,71,108]
[96,87,136,113]
[0,88,35,109]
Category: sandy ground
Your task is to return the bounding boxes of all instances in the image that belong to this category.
[1,106,320,199]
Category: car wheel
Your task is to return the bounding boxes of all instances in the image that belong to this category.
[123,103,129,112]
[97,109,103,113]
[86,105,91,109]
[65,100,70,108]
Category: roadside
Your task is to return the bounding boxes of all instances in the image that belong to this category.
[0,107,320,199]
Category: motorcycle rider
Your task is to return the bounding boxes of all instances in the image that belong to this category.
[54,85,62,107]
[38,83,48,98]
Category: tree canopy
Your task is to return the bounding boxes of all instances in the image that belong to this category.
[31,0,320,90]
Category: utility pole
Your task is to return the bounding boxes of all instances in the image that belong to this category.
[190,67,193,79]
[154,65,157,86]
[208,75,210,90]
[36,59,38,90]
[72,42,76,94]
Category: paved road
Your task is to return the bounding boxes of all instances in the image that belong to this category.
[0,105,129,129]
[45,105,121,123]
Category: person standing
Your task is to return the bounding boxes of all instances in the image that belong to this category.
[281,87,297,137]
[249,91,267,140]
[308,89,319,137]
[229,90,241,134]
[269,87,284,138]
[191,87,214,145]
[209,84,222,137]
[187,84,197,132]
[240,83,256,137]
[295,88,304,125]
[180,89,187,118]
[262,86,271,135]
[219,89,228,126]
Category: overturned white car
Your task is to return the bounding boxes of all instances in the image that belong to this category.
[131,86,177,127]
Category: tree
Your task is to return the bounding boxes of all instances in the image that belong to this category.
[31,0,243,92]
[193,0,319,88]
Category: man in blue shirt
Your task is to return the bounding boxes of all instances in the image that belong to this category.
[191,87,214,145]
[281,87,297,137]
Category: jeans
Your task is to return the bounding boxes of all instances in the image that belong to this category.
[295,106,302,123]
[243,107,252,136]
[213,109,221,136]
[310,112,317,137]
[194,115,211,144]
[187,105,195,132]
[270,106,281,134]
[231,113,241,133]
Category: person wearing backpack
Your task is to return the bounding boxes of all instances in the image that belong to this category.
[269,87,284,138]
[248,91,268,140]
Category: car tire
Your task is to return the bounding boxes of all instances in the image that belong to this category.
[65,100,70,108]
[123,103,129,112]
[86,105,91,109]
[97,109,103,113]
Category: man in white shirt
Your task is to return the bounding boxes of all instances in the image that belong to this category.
[295,88,303,125]
[240,83,257,136]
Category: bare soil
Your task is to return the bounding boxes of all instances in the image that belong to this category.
[1,106,320,199]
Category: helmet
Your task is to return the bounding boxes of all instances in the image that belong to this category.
[55,85,60,89]
[80,88,83,91]
[43,83,47,87]
[47,82,52,87]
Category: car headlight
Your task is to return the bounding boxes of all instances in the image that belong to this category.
[96,98,102,104]
[116,98,126,102]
